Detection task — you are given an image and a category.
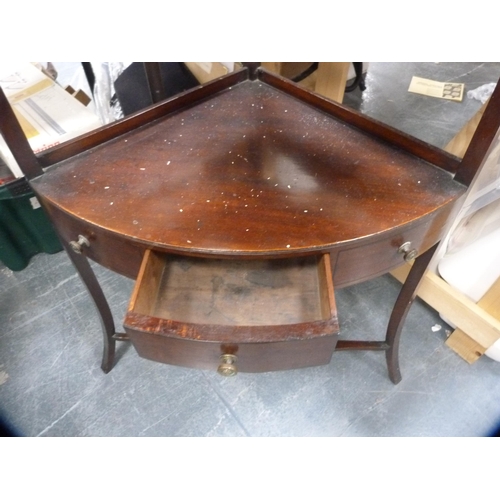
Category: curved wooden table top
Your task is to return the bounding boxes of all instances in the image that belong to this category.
[33,70,466,257]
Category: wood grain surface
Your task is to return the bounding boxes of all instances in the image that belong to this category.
[32,77,465,258]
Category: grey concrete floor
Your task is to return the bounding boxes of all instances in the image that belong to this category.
[1,62,500,437]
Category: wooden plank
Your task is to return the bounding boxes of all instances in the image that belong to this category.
[446,330,485,363]
[477,274,500,314]
[391,264,500,353]
[446,276,500,361]
[129,249,165,316]
[317,253,337,320]
[184,62,229,84]
[314,62,350,103]
[444,101,488,158]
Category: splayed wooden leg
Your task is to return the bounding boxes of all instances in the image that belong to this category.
[385,244,438,384]
[60,239,117,373]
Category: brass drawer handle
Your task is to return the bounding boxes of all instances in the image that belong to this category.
[69,235,90,254]
[398,241,418,262]
[217,354,238,377]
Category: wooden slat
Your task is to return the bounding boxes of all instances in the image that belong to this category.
[317,253,337,320]
[446,330,485,363]
[314,62,350,104]
[128,249,165,316]
[184,62,229,84]
[445,276,500,361]
[444,101,488,158]
[479,275,500,313]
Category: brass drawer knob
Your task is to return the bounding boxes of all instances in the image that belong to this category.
[217,354,238,377]
[69,235,90,254]
[398,241,418,262]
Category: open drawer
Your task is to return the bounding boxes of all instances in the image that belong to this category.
[124,250,339,375]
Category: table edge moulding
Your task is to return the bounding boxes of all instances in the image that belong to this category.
[2,63,499,385]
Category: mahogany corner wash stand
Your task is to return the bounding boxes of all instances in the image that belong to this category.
[2,64,499,384]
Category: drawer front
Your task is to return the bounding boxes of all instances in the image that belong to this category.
[125,326,338,373]
[43,201,144,280]
[333,208,452,288]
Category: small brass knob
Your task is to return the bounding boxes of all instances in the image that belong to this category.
[217,354,238,377]
[69,235,90,254]
[398,241,418,262]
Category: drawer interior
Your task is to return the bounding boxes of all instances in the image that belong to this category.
[130,251,336,328]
